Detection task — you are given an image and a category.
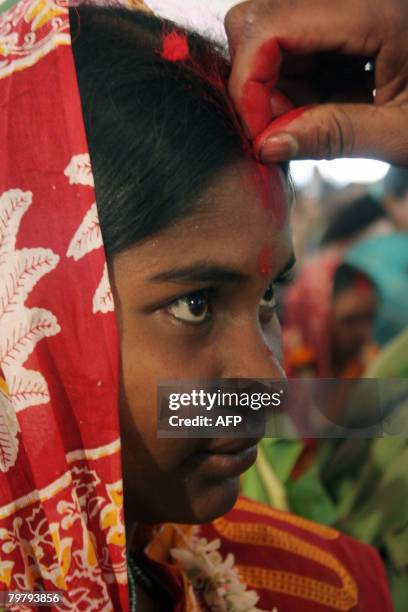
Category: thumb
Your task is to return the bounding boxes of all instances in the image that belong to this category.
[254,103,408,165]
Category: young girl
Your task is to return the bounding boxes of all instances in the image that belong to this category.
[0,1,392,610]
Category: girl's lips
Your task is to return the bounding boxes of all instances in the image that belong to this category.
[190,444,258,479]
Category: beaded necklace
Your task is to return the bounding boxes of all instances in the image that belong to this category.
[127,552,170,611]
[127,553,156,611]
[127,554,137,612]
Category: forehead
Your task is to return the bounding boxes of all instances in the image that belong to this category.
[115,158,292,273]
[333,286,377,312]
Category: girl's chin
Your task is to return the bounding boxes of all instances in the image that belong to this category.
[129,475,240,525]
[174,476,241,525]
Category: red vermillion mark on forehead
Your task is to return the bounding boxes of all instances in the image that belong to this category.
[161,31,190,62]
[257,246,274,277]
[251,163,287,229]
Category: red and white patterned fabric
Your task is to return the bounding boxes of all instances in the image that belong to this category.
[0,1,129,609]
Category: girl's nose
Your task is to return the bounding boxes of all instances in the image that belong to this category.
[219,322,285,381]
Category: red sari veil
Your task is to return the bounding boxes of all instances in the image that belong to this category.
[0,0,133,608]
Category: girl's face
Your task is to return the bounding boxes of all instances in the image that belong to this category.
[109,159,293,530]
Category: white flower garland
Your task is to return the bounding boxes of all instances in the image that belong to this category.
[170,528,278,612]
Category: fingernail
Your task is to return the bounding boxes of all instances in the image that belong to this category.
[260,133,299,162]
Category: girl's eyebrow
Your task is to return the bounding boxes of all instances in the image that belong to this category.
[148,253,295,285]
[149,264,248,284]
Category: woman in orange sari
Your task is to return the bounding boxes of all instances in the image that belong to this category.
[0,1,392,610]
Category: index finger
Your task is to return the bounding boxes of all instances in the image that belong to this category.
[225,2,282,137]
[225,0,379,138]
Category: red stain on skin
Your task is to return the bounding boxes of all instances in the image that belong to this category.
[257,246,274,277]
[250,38,281,82]
[262,105,312,133]
[252,163,287,229]
[161,31,190,62]
[239,38,281,138]
[241,81,274,139]
[238,35,317,154]
[257,163,272,214]
[253,105,315,155]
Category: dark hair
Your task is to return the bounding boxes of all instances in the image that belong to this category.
[332,263,375,296]
[320,195,386,247]
[384,165,408,199]
[70,5,285,257]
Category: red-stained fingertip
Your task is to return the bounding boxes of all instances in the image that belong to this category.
[254,105,315,160]
[259,133,299,162]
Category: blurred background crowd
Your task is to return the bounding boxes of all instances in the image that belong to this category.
[243,163,408,612]
[282,162,408,378]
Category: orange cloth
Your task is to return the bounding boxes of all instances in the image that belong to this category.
[135,496,393,611]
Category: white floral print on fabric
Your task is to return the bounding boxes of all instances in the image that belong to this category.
[93,263,114,314]
[66,202,102,261]
[64,153,94,188]
[0,457,127,611]
[0,189,60,423]
[65,154,114,314]
[0,377,20,473]
[0,0,70,81]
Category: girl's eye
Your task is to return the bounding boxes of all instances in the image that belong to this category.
[167,290,211,324]
[260,284,277,308]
